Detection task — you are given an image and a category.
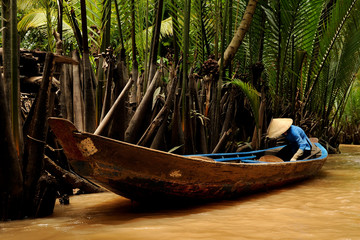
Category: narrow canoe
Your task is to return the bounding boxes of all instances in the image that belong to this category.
[48,117,328,203]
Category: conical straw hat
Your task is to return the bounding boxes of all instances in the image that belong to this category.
[267,118,293,138]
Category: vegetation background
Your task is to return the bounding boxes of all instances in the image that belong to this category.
[1,0,360,220]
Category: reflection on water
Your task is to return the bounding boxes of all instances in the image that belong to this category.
[1,145,360,240]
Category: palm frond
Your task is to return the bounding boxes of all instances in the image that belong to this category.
[167,0,184,54]
[323,16,360,121]
[191,0,215,64]
[231,79,260,128]
[18,10,49,30]
[305,0,358,100]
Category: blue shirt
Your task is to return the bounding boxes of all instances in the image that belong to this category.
[285,125,312,153]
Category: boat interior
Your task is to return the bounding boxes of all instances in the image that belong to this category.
[186,143,323,164]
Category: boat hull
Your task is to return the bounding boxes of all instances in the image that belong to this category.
[48,118,328,202]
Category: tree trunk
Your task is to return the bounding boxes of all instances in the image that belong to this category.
[2,0,11,96]
[130,0,139,104]
[10,0,23,158]
[81,0,97,132]
[147,0,164,86]
[100,56,114,121]
[182,0,193,154]
[170,0,179,65]
[150,118,168,150]
[33,173,57,218]
[220,86,236,137]
[59,64,73,121]
[44,156,103,193]
[0,67,24,221]
[96,0,112,125]
[69,9,83,53]
[125,70,161,143]
[95,78,134,136]
[57,0,63,40]
[171,90,184,152]
[72,51,84,131]
[106,55,129,140]
[209,74,220,150]
[23,53,56,217]
[83,54,97,131]
[137,69,179,146]
[0,0,24,221]
[219,0,258,68]
[213,128,232,153]
[189,74,208,153]
[114,0,125,52]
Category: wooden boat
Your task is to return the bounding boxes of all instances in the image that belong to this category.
[48,117,328,203]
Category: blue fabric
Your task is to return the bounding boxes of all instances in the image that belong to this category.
[285,125,312,153]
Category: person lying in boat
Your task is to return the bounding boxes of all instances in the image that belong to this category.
[267,118,312,161]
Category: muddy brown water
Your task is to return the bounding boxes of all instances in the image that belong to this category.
[1,145,360,240]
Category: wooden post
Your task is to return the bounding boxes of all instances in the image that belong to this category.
[23,53,56,216]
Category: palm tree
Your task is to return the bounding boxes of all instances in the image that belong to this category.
[260,0,360,147]
[1,0,24,221]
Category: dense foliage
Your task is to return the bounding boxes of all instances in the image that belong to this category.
[12,0,360,149]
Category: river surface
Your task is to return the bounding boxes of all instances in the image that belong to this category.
[1,145,360,240]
